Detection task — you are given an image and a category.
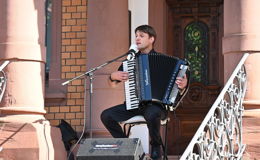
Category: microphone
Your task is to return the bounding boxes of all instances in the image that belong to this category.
[127,44,138,61]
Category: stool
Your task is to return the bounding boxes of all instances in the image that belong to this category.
[121,115,149,153]
[121,115,169,160]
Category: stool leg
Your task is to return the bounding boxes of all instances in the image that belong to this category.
[123,124,127,136]
[162,121,168,160]
[123,123,132,137]
[126,124,133,137]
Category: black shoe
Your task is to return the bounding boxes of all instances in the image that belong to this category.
[151,145,162,160]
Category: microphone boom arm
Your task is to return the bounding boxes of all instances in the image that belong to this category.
[62,51,131,85]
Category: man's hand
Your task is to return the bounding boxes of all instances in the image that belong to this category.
[110,71,129,82]
[175,74,188,89]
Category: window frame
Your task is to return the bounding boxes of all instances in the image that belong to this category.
[45,0,66,105]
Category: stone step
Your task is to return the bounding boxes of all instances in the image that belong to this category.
[144,155,181,160]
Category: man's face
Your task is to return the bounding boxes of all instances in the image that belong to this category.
[135,31,154,52]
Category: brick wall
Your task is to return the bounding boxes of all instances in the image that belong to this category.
[45,0,87,132]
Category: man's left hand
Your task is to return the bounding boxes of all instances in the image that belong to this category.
[175,74,188,89]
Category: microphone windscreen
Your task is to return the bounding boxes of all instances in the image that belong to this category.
[129,44,138,52]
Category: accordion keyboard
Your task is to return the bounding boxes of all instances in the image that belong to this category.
[123,60,139,110]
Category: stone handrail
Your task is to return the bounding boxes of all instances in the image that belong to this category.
[180,53,248,160]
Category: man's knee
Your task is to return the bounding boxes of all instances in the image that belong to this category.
[100,109,111,123]
[145,111,161,122]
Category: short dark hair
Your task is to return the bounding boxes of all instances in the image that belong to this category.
[135,25,157,41]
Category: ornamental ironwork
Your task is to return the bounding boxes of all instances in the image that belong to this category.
[180,53,248,160]
[0,61,9,102]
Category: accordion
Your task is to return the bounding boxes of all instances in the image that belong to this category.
[123,52,189,111]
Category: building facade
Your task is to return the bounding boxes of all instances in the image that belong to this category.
[0,0,260,159]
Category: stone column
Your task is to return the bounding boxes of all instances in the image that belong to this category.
[0,0,66,159]
[223,0,260,159]
[0,0,45,116]
[223,0,260,104]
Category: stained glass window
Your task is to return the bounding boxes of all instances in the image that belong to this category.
[184,21,208,84]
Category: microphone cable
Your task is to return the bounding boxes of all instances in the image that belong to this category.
[67,78,88,160]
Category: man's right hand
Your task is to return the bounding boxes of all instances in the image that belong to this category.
[110,71,129,82]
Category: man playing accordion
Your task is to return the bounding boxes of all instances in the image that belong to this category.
[101,25,189,160]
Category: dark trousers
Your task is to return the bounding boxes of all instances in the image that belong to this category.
[100,102,167,146]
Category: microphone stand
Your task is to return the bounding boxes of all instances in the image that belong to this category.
[62,52,132,140]
[64,52,133,160]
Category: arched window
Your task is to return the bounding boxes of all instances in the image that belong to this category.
[184,21,208,84]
